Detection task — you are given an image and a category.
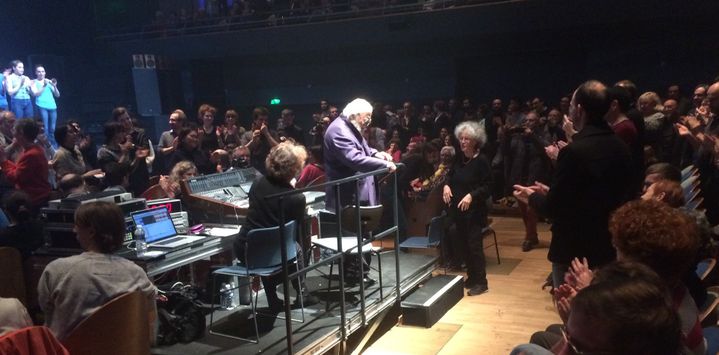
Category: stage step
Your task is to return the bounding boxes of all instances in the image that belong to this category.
[401,275,464,328]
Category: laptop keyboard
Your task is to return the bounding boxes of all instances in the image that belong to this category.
[155,237,185,246]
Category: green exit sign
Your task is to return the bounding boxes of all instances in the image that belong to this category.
[270,98,281,105]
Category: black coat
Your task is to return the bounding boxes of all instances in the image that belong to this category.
[529,123,633,266]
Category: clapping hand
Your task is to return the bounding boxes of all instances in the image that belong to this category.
[564,257,593,291]
[553,283,577,323]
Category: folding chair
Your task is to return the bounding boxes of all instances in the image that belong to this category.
[209,220,303,343]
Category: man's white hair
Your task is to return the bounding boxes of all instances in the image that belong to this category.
[342,98,373,118]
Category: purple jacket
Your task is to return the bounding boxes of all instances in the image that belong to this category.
[323,116,389,209]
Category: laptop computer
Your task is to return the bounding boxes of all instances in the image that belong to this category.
[131,207,204,248]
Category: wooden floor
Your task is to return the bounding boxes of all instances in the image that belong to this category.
[365,215,560,355]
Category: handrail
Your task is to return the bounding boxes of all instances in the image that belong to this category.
[268,163,401,354]
[266,163,402,199]
[96,0,518,41]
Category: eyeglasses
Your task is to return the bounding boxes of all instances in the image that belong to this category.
[560,326,613,355]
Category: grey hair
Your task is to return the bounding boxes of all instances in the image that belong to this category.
[440,145,455,156]
[454,121,486,147]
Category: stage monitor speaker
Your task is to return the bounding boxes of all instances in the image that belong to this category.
[132,68,162,116]
[144,54,156,69]
[132,54,145,68]
[401,275,464,328]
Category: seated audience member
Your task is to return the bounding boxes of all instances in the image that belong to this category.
[512,261,683,355]
[210,149,230,172]
[38,201,156,340]
[295,145,324,188]
[158,161,198,198]
[230,146,251,169]
[0,119,51,207]
[385,138,402,163]
[399,142,438,197]
[0,297,32,336]
[642,179,684,207]
[58,174,88,198]
[412,145,454,200]
[607,200,703,354]
[0,191,44,260]
[52,124,101,180]
[103,162,130,193]
[234,142,316,310]
[169,125,213,175]
[642,162,681,192]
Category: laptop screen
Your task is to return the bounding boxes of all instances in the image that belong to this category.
[132,207,176,243]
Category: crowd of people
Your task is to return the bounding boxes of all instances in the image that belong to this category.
[0,62,718,353]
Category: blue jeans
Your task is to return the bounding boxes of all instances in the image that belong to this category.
[39,107,58,147]
[11,98,33,119]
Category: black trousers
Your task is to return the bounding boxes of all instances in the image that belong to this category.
[454,216,487,287]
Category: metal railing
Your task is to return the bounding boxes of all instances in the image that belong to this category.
[266,164,400,354]
[96,0,517,41]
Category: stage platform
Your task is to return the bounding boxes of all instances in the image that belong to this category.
[153,251,438,355]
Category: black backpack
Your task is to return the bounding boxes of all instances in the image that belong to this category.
[155,283,206,345]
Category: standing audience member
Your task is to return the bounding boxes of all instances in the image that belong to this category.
[68,120,98,170]
[169,125,214,175]
[197,104,221,156]
[637,91,667,164]
[31,65,60,149]
[280,109,304,144]
[0,67,9,111]
[442,121,491,296]
[0,119,51,208]
[52,124,100,180]
[38,201,156,340]
[157,110,187,174]
[5,60,33,119]
[219,109,244,150]
[242,107,279,175]
[514,80,634,288]
[507,111,551,252]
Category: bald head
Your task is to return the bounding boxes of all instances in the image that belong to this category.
[708,82,719,115]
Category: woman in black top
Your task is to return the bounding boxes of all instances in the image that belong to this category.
[443,121,491,296]
[233,141,315,310]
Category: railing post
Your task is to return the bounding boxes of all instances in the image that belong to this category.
[278,197,294,354]
[355,179,366,325]
[393,170,401,306]
[335,183,347,346]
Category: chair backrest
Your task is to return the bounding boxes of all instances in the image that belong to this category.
[62,291,150,355]
[681,165,697,181]
[426,214,446,245]
[340,205,384,235]
[0,248,26,305]
[245,220,297,269]
[681,175,699,191]
[141,184,168,200]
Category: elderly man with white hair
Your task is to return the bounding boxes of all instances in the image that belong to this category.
[323,98,396,285]
[323,98,396,208]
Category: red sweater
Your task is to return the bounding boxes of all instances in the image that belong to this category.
[1,144,51,205]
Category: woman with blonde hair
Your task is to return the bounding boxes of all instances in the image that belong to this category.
[637,91,668,163]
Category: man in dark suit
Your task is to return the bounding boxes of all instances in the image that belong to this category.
[514,80,633,287]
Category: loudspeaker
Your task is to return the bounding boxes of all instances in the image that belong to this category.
[132,54,145,69]
[144,54,156,69]
[132,68,162,116]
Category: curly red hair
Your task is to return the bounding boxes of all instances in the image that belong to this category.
[609,200,698,285]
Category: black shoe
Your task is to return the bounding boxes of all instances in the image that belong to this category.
[294,294,320,308]
[268,300,285,313]
[362,276,377,286]
[521,239,539,252]
[467,284,488,296]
